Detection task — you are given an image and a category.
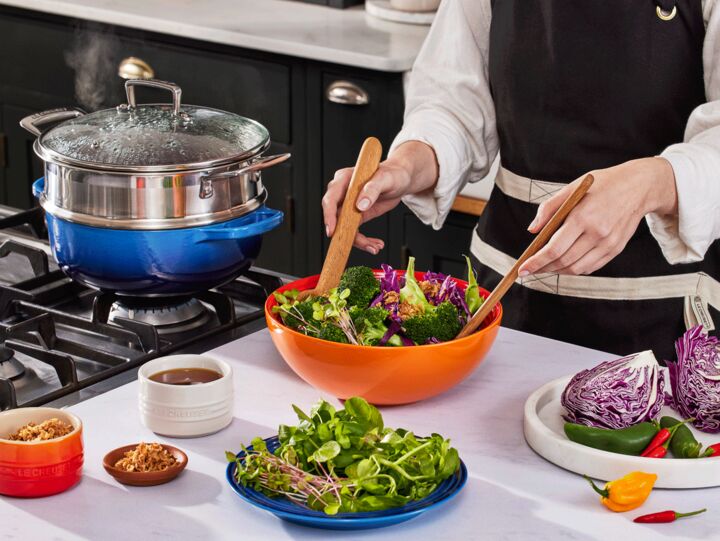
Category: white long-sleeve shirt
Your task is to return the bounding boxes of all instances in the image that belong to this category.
[392,0,720,265]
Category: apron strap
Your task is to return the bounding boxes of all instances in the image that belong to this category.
[471,233,720,331]
[494,167,566,205]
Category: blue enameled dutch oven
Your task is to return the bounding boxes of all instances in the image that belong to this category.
[22,79,289,296]
[33,179,283,296]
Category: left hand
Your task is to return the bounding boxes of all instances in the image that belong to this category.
[518,157,678,276]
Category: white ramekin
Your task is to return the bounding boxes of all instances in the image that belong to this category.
[390,0,441,12]
[138,355,234,438]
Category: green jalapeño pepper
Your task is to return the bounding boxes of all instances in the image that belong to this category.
[660,416,703,458]
[564,422,659,455]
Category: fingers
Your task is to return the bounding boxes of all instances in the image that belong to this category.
[322,168,353,237]
[518,221,583,276]
[556,248,612,275]
[353,232,385,255]
[360,197,402,224]
[356,169,403,212]
[527,181,576,233]
[534,233,594,274]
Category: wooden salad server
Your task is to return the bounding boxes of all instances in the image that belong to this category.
[297,136,383,300]
[456,174,595,339]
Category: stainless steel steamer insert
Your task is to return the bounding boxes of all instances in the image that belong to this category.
[21,79,290,230]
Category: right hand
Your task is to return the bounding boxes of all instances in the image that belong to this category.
[321,141,438,254]
[322,162,411,254]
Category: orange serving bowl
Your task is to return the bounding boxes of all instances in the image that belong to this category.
[0,407,84,498]
[265,270,502,405]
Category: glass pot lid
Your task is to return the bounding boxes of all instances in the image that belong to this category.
[34,79,270,172]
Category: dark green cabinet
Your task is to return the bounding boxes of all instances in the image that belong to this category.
[1,104,46,209]
[396,210,477,278]
[0,5,478,279]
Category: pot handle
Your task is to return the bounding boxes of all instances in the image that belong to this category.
[204,154,291,183]
[195,208,284,242]
[125,79,182,116]
[20,108,86,137]
[199,153,291,199]
[32,178,45,199]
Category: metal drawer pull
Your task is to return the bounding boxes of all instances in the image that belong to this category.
[118,57,155,80]
[326,81,370,106]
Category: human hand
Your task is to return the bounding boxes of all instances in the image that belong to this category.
[518,158,678,276]
[321,141,438,254]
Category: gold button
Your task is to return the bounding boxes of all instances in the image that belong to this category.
[656,5,677,21]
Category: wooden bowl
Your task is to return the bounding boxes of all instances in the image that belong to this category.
[103,444,187,487]
[265,270,502,405]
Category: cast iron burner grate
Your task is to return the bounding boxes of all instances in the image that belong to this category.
[0,208,283,410]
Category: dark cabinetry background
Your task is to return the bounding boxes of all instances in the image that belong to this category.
[0,6,478,278]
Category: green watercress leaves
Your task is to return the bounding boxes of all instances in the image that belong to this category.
[227,397,460,515]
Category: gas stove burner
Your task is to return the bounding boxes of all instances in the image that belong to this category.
[0,345,25,380]
[108,297,214,336]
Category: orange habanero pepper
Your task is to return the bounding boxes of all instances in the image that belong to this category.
[584,472,657,512]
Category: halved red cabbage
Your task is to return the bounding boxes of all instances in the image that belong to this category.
[561,350,665,429]
[667,326,720,433]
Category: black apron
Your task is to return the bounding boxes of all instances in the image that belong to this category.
[474,0,720,360]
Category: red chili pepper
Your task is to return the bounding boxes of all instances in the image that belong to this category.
[640,418,692,457]
[641,428,671,456]
[703,443,720,457]
[634,508,706,523]
[644,444,668,458]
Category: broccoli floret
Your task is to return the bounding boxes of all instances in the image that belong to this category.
[350,306,389,327]
[350,306,395,346]
[434,301,462,341]
[403,301,461,344]
[318,323,349,344]
[280,299,316,332]
[338,266,380,308]
[402,313,435,345]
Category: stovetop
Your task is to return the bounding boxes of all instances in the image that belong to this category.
[0,205,287,411]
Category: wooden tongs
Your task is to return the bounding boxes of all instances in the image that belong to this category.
[456,174,595,339]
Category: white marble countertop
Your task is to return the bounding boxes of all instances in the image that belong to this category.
[2,326,717,540]
[0,0,428,71]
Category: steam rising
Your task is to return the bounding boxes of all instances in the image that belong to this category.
[64,26,119,111]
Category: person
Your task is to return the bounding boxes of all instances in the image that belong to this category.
[321,0,720,360]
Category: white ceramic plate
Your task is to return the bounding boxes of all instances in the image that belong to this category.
[523,376,720,489]
[365,0,436,25]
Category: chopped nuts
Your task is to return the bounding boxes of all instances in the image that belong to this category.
[8,418,74,441]
[114,442,177,472]
[399,301,424,320]
[383,291,399,305]
[419,280,440,298]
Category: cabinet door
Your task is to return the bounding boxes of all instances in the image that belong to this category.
[1,104,45,209]
[400,211,477,279]
[309,70,404,273]
[252,144,296,273]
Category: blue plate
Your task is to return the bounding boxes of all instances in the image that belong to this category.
[225,436,467,530]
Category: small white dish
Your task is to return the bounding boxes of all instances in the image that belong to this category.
[365,0,436,25]
[138,355,233,438]
[390,0,440,11]
[524,376,720,489]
